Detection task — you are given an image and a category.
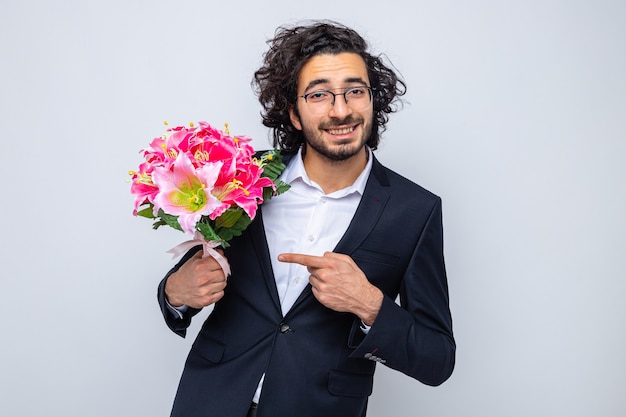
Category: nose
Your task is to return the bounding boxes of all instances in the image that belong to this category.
[328,92,353,118]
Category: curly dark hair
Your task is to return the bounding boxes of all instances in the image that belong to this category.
[252,20,407,154]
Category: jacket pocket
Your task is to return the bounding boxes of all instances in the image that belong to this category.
[328,370,373,398]
[191,332,225,364]
[351,247,400,267]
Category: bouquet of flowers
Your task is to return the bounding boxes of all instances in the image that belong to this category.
[129,121,289,276]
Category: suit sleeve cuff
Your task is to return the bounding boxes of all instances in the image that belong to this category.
[165,299,189,319]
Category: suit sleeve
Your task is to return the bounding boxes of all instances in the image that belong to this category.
[348,197,455,386]
[156,245,203,338]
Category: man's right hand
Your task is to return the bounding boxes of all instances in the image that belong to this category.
[164,251,229,309]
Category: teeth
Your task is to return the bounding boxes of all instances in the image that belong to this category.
[328,127,355,135]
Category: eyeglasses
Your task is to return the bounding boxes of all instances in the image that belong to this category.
[297,86,373,115]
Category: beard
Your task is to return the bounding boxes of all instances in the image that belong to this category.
[301,115,373,162]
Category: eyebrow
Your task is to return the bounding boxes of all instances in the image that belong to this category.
[302,77,369,93]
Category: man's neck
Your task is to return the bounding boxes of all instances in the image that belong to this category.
[302,147,369,194]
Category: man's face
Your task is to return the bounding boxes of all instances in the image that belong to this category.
[289,52,374,162]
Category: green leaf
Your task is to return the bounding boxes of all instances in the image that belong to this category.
[259,150,287,182]
[258,150,291,202]
[215,207,244,229]
[274,179,291,195]
[152,219,167,230]
[196,221,226,246]
[157,209,184,232]
[136,204,156,219]
[263,178,290,201]
[215,211,252,243]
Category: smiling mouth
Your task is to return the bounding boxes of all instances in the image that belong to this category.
[326,126,356,135]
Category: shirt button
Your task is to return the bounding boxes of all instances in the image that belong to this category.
[320,197,327,204]
[307,235,315,242]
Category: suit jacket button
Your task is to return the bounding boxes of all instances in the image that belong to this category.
[279,323,291,333]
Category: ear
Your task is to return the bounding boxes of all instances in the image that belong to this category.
[289,106,303,131]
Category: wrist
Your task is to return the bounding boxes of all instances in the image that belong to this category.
[164,273,184,307]
[358,286,383,326]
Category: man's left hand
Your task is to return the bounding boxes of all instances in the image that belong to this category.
[278,252,383,325]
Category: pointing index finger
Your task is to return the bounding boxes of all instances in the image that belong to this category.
[278,253,326,267]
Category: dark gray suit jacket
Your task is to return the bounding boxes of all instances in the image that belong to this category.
[157,154,455,417]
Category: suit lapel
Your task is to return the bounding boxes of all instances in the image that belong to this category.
[248,208,283,314]
[334,156,390,255]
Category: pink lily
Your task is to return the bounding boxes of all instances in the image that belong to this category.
[211,162,275,220]
[152,151,223,235]
[130,161,159,214]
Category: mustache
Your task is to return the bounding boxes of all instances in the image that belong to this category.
[320,115,363,129]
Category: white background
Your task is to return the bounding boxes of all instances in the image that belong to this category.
[1,1,625,416]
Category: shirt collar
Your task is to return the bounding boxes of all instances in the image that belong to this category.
[281,146,373,197]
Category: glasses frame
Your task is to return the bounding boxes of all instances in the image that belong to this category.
[297,86,374,113]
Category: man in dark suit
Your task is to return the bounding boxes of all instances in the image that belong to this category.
[158,21,455,417]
